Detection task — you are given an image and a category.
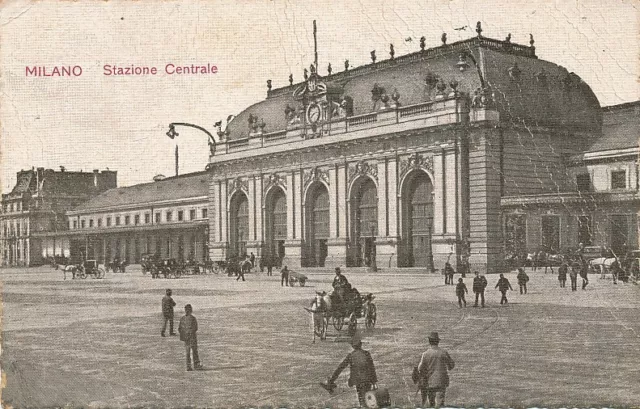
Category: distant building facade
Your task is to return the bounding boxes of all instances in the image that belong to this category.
[205,31,610,272]
[37,172,210,264]
[0,167,117,266]
[502,101,639,258]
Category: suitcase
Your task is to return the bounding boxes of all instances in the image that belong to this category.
[364,388,390,409]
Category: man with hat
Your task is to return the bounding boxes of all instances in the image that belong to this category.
[416,331,455,409]
[321,332,378,407]
[161,288,177,337]
[332,267,351,308]
[178,304,203,371]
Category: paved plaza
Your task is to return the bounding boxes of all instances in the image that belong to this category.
[1,266,639,408]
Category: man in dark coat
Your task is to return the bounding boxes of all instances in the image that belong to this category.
[580,263,589,290]
[321,333,378,407]
[332,267,350,306]
[416,331,455,409]
[455,278,468,308]
[570,262,580,291]
[472,271,487,307]
[178,304,203,371]
[161,289,176,337]
[443,262,455,285]
[558,262,568,288]
[281,265,290,286]
[495,273,513,305]
[516,268,529,294]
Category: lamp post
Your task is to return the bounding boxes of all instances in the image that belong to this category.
[368,226,377,272]
[166,122,218,176]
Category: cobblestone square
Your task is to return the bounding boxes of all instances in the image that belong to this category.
[1,267,639,408]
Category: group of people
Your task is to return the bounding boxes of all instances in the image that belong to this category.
[321,331,455,409]
[557,260,589,291]
[453,268,531,308]
[161,289,203,371]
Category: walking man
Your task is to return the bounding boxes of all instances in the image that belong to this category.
[495,273,513,305]
[321,333,378,407]
[580,263,589,290]
[570,262,580,291]
[558,261,568,288]
[178,304,203,371]
[281,265,290,286]
[455,278,468,308]
[416,332,455,409]
[516,268,529,294]
[161,289,176,337]
[472,271,487,307]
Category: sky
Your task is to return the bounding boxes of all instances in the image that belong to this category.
[0,0,638,192]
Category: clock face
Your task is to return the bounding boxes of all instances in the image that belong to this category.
[307,103,322,124]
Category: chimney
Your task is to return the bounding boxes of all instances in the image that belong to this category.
[93,169,99,187]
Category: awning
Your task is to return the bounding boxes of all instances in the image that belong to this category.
[32,220,208,238]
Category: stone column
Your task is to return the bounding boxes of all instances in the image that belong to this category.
[284,170,302,268]
[246,175,262,260]
[210,179,228,261]
[375,158,399,268]
[325,165,347,267]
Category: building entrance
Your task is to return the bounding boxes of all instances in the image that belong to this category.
[350,178,378,267]
[305,183,329,267]
[230,193,249,259]
[401,171,434,268]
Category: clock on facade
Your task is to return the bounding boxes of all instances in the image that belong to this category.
[306,103,322,124]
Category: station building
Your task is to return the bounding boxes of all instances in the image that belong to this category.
[205,30,611,272]
[8,29,637,273]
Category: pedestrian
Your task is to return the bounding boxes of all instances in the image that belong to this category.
[570,262,579,291]
[580,263,589,290]
[250,252,256,268]
[161,289,177,337]
[236,262,246,281]
[444,262,455,285]
[455,278,468,308]
[516,268,529,294]
[178,304,203,371]
[281,265,290,286]
[265,256,273,276]
[495,273,513,305]
[558,261,568,288]
[472,271,487,307]
[320,333,378,407]
[415,331,455,409]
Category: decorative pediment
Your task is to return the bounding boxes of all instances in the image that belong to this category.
[348,160,378,184]
[303,166,329,189]
[399,152,433,179]
[228,177,248,194]
[263,172,286,191]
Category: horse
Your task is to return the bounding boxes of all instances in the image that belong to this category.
[53,263,78,280]
[308,292,331,343]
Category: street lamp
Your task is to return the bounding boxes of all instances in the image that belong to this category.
[166,122,218,176]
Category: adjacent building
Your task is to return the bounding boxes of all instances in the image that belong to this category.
[0,167,117,266]
[37,172,210,264]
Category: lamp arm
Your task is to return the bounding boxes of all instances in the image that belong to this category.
[168,122,217,155]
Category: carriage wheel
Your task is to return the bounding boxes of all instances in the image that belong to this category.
[365,304,377,329]
[97,268,105,279]
[299,278,306,287]
[332,315,344,331]
[78,270,87,279]
[289,278,296,287]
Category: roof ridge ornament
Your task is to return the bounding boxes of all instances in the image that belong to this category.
[441,33,447,45]
[476,21,483,37]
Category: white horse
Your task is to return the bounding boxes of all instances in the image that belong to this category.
[590,257,618,280]
[307,293,330,343]
[53,263,78,280]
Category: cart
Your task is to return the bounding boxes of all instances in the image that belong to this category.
[76,260,106,279]
[288,270,308,286]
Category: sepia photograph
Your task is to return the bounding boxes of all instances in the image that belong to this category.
[0,0,638,407]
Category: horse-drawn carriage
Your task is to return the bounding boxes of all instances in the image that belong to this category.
[288,270,308,287]
[307,287,377,342]
[149,258,186,279]
[76,260,106,279]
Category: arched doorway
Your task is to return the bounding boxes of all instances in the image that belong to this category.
[265,188,287,266]
[401,171,434,267]
[229,192,249,259]
[305,183,329,267]
[350,178,378,267]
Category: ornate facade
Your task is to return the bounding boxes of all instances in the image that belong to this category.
[205,32,604,272]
